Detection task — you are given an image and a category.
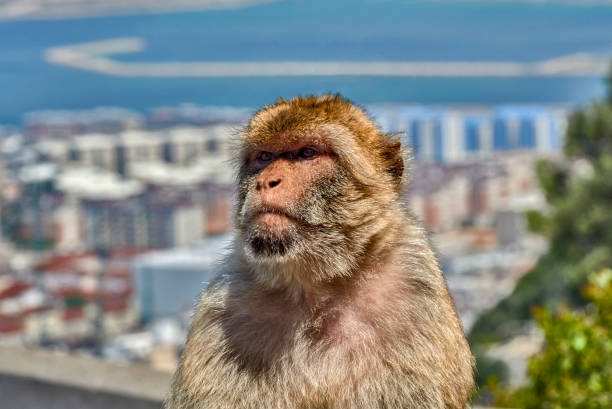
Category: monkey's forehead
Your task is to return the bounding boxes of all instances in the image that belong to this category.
[244,96,382,142]
[243,115,383,154]
[241,127,329,150]
[247,136,330,155]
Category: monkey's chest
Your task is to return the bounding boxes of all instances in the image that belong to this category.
[255,335,396,409]
[231,309,390,379]
[187,310,405,409]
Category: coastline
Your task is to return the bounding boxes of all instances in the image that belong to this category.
[44,37,611,78]
[0,0,281,21]
[2,0,612,21]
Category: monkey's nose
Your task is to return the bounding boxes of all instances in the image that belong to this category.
[256,177,281,190]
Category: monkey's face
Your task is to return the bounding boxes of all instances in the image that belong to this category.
[237,95,405,281]
[238,136,342,261]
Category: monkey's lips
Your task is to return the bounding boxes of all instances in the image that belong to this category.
[253,211,295,231]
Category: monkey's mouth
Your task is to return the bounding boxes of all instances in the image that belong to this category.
[249,206,297,229]
[254,211,294,229]
[244,207,299,256]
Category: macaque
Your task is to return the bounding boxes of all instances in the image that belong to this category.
[166,95,474,409]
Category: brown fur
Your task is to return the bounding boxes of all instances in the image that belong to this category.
[165,94,474,409]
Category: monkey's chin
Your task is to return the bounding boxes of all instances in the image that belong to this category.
[248,234,294,258]
[245,221,298,260]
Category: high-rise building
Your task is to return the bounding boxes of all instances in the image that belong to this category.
[492,106,564,154]
[56,168,147,250]
[133,235,232,323]
[370,105,566,163]
[64,125,234,177]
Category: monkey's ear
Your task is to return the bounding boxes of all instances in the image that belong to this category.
[383,139,405,190]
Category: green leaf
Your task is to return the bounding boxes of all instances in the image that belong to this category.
[571,333,587,351]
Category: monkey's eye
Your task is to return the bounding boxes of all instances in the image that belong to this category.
[298,147,318,159]
[257,151,274,162]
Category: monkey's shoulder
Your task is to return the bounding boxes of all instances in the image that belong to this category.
[191,272,289,332]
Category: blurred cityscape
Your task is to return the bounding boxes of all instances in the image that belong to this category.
[0,101,563,374]
[2,0,612,407]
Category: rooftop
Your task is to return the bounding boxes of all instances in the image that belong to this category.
[56,167,144,200]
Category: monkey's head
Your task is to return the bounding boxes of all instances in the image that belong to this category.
[236,94,406,285]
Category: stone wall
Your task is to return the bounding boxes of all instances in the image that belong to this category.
[0,346,170,409]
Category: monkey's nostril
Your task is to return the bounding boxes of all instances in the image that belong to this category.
[268,179,281,188]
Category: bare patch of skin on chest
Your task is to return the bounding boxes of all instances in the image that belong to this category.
[304,257,408,354]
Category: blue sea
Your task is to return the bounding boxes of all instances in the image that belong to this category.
[1,0,612,124]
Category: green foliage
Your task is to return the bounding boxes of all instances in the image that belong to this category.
[533,159,569,205]
[14,236,55,251]
[474,349,509,388]
[565,103,612,163]
[491,269,612,409]
[469,158,612,346]
[64,294,86,309]
[469,63,612,388]
[607,60,612,105]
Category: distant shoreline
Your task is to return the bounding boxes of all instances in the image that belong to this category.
[0,0,281,21]
[44,37,611,78]
[2,0,612,21]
